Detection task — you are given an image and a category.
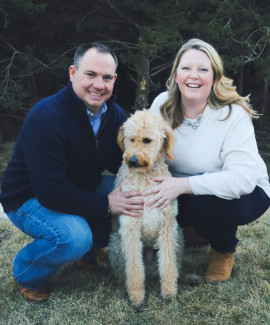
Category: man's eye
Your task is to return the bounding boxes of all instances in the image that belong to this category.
[104,76,113,81]
[143,138,152,144]
[130,138,135,142]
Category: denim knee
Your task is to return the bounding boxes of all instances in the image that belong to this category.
[57,217,93,262]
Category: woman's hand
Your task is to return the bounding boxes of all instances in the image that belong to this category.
[108,185,144,217]
[143,176,192,209]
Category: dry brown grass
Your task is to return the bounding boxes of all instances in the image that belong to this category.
[0,209,269,325]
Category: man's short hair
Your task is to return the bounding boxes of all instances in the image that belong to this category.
[73,42,118,71]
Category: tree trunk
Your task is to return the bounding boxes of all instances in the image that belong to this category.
[259,76,269,127]
[133,49,150,111]
[237,65,243,95]
[26,74,39,107]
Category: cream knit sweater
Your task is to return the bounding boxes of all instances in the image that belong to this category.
[150,91,270,200]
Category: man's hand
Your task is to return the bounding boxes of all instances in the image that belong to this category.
[108,185,144,217]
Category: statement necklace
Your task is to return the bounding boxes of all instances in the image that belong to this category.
[183,113,203,129]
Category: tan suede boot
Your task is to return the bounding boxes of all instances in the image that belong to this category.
[204,248,235,283]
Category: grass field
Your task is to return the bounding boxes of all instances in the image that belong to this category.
[0,208,269,325]
[0,126,269,325]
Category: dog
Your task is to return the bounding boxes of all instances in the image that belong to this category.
[108,110,184,307]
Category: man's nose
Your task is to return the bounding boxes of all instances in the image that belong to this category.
[93,77,105,89]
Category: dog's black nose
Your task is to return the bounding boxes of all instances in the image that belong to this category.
[129,155,139,167]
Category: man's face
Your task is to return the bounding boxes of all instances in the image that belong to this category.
[69,48,117,114]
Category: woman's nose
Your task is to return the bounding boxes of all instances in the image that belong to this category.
[189,69,199,78]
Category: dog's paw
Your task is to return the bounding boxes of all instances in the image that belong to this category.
[129,289,145,307]
[161,285,177,300]
[179,272,203,286]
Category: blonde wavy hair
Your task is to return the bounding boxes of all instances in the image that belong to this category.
[160,38,258,129]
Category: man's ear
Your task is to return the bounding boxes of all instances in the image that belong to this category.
[163,123,175,160]
[117,126,125,152]
[69,65,76,82]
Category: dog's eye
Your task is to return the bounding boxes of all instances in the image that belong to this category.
[130,138,135,142]
[143,138,152,144]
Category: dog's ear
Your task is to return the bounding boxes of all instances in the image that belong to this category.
[117,125,125,152]
[163,123,175,160]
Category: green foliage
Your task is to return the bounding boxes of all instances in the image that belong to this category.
[0,0,269,125]
[0,0,47,28]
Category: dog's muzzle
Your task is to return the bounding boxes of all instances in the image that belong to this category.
[128,155,139,167]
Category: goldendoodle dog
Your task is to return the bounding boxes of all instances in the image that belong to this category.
[108,110,184,307]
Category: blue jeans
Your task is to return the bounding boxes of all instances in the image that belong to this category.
[178,186,270,253]
[7,175,115,290]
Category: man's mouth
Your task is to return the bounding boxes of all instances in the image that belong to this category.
[186,84,201,88]
[88,91,103,97]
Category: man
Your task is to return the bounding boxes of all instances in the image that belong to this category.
[0,43,144,302]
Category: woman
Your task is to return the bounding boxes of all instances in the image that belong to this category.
[143,38,270,283]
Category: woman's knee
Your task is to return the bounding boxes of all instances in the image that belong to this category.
[186,195,219,225]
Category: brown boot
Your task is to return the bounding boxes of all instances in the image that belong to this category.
[19,285,50,303]
[204,248,235,283]
[75,248,110,271]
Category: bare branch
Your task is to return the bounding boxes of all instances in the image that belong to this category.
[76,4,104,31]
[103,0,140,30]
[150,63,172,78]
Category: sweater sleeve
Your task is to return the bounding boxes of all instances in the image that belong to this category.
[22,111,109,220]
[189,107,259,200]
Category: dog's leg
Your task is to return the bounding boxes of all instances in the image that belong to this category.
[108,232,127,298]
[109,232,126,281]
[157,219,179,300]
[119,218,145,307]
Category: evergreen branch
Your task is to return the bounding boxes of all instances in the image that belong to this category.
[0,113,25,120]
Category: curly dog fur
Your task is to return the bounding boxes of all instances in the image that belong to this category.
[108,110,184,307]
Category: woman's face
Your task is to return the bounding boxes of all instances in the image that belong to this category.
[175,49,214,107]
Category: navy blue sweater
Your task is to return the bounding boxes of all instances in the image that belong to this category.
[0,82,126,221]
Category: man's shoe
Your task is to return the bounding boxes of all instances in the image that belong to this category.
[75,258,103,271]
[204,248,235,283]
[19,285,50,303]
[75,248,110,271]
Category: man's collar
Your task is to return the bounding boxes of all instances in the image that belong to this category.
[86,103,108,118]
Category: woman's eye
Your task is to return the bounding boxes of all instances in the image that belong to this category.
[200,68,208,72]
[143,138,152,144]
[130,138,135,142]
[182,67,189,70]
